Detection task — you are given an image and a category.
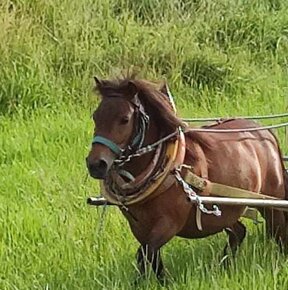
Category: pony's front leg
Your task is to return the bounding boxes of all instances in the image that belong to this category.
[131,215,180,284]
[136,244,164,282]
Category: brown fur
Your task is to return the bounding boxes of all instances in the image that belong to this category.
[94,76,184,134]
[87,76,287,282]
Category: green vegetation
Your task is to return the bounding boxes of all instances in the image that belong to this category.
[0,0,287,289]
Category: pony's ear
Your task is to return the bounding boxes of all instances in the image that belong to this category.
[93,76,102,89]
[126,80,139,99]
[93,77,105,98]
[160,82,177,113]
[160,82,169,96]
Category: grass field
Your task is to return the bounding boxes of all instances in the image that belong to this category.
[1,0,288,289]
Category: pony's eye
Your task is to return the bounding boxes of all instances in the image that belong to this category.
[120,116,129,125]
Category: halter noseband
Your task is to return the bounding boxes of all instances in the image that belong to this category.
[91,95,149,158]
[92,135,124,156]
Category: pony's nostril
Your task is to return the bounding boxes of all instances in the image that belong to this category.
[97,159,108,172]
[87,158,108,179]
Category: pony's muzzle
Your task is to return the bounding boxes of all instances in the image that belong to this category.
[86,157,108,179]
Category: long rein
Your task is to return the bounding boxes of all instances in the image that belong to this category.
[115,121,288,165]
[182,112,288,122]
[92,115,288,217]
[117,119,288,217]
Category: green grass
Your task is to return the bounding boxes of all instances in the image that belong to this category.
[0,105,287,290]
[1,0,288,115]
[0,0,288,289]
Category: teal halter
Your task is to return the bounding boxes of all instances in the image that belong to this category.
[91,99,149,158]
[92,136,123,156]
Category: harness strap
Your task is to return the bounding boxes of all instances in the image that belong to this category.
[118,169,135,182]
[131,110,149,149]
[196,207,203,231]
[184,169,278,200]
[102,129,186,205]
[102,138,179,205]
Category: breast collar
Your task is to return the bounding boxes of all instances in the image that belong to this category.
[101,128,186,206]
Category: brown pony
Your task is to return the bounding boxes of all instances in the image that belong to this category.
[86,76,288,282]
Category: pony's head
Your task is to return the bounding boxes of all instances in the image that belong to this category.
[86,76,183,179]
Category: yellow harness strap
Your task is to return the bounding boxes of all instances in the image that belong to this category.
[183,168,277,228]
[184,169,278,200]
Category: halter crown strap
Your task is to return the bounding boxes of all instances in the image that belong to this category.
[131,111,149,148]
[92,136,123,156]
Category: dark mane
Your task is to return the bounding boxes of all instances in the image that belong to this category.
[95,76,185,134]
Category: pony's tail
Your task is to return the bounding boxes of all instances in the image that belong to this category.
[283,169,288,244]
[285,169,288,200]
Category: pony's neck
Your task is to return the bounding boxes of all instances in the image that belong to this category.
[122,117,160,177]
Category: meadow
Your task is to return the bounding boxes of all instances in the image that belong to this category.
[0,0,288,289]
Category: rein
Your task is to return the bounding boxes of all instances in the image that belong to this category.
[92,121,288,169]
[114,130,180,166]
[186,121,288,133]
[182,112,288,122]
[114,121,288,165]
[90,89,288,208]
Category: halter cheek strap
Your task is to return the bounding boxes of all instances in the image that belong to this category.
[92,136,123,156]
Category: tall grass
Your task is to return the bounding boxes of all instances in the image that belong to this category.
[0,0,288,289]
[0,0,288,114]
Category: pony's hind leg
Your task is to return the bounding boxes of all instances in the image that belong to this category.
[221,220,246,266]
[260,208,287,252]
